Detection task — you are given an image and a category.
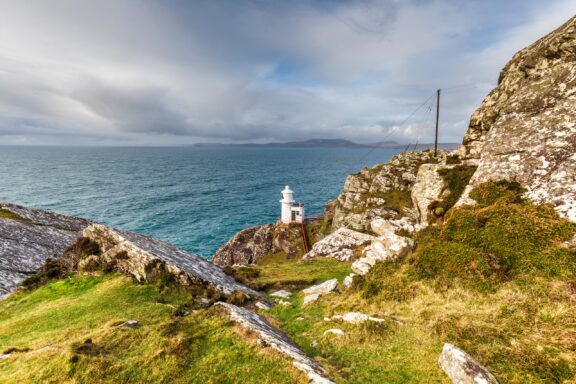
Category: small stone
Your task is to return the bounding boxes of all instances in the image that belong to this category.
[323,317,331,321]
[302,279,338,296]
[343,273,356,289]
[296,317,305,321]
[332,312,385,324]
[255,302,271,311]
[434,207,445,216]
[438,343,499,384]
[323,329,345,336]
[201,298,210,304]
[0,354,11,359]
[277,299,291,306]
[119,320,141,329]
[270,289,292,298]
[303,293,320,305]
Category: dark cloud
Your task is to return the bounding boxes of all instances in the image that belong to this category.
[0,0,573,145]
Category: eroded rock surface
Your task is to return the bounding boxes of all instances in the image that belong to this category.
[216,302,334,384]
[439,343,499,384]
[458,16,576,222]
[0,203,92,297]
[302,228,374,261]
[411,164,454,225]
[212,223,303,266]
[326,150,447,232]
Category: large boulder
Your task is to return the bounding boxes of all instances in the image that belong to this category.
[212,223,304,266]
[302,228,375,261]
[458,16,576,222]
[411,164,454,225]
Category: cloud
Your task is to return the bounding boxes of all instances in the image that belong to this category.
[0,0,573,145]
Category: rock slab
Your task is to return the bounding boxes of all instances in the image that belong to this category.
[439,343,499,384]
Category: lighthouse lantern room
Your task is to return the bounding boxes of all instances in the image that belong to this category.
[280,186,304,224]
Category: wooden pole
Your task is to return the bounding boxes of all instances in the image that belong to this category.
[434,88,441,157]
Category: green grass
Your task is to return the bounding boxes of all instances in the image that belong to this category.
[428,165,477,218]
[0,208,34,224]
[0,274,307,384]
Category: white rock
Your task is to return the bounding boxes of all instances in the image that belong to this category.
[302,228,374,261]
[0,354,11,359]
[296,317,305,321]
[293,362,335,384]
[343,273,356,289]
[270,290,292,298]
[323,329,345,336]
[303,293,320,305]
[120,320,141,328]
[256,302,271,311]
[323,317,332,322]
[332,312,385,324]
[302,279,338,296]
[411,164,454,225]
[277,299,291,306]
[438,343,499,384]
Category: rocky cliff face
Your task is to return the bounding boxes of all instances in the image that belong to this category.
[212,223,304,266]
[458,16,576,221]
[325,150,447,233]
[0,203,258,299]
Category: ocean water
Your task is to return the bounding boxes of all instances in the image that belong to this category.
[0,146,401,258]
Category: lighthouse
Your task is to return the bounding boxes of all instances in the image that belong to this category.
[280,186,304,224]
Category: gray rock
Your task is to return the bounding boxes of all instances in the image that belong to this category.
[342,273,356,289]
[303,293,320,305]
[411,164,455,225]
[302,228,374,261]
[255,302,271,311]
[302,279,338,296]
[458,16,576,222]
[216,302,334,384]
[439,343,499,384]
[120,320,141,329]
[270,289,292,298]
[323,329,345,336]
[331,312,385,324]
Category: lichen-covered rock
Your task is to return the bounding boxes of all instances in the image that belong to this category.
[352,221,414,275]
[0,203,93,298]
[83,224,259,298]
[459,16,576,222]
[331,312,385,324]
[411,164,454,225]
[216,302,334,384]
[302,278,338,296]
[212,223,303,266]
[327,150,447,232]
[439,343,499,384]
[302,228,374,261]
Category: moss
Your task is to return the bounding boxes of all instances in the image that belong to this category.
[0,208,34,224]
[413,181,576,290]
[428,165,477,218]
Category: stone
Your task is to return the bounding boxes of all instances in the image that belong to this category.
[270,289,292,298]
[326,150,448,232]
[0,353,11,359]
[323,329,345,336]
[411,164,454,225]
[216,302,334,384]
[302,228,374,261]
[343,273,356,289]
[352,226,414,275]
[302,279,338,296]
[439,343,499,384]
[458,16,576,222]
[277,299,291,306]
[255,302,271,311]
[212,223,303,266]
[296,317,305,321]
[303,293,320,305]
[332,312,385,324]
[120,320,141,329]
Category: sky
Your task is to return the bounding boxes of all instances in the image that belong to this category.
[0,0,574,146]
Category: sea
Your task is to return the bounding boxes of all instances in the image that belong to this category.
[0,146,402,258]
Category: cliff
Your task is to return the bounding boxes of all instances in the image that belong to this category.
[457,16,576,221]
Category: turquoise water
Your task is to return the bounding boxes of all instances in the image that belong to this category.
[0,147,400,258]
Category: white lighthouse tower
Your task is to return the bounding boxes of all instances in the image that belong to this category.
[280,186,304,224]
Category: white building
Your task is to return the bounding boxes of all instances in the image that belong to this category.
[280,185,305,224]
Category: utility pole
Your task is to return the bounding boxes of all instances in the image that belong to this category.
[434,88,441,157]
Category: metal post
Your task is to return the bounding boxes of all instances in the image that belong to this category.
[434,88,441,157]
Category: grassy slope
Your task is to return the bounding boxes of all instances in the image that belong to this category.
[0,274,306,384]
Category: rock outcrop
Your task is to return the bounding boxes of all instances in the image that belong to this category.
[302,228,374,261]
[0,203,259,300]
[0,203,92,297]
[439,343,499,384]
[325,150,447,232]
[411,164,454,225]
[216,302,334,384]
[458,16,576,222]
[212,223,303,266]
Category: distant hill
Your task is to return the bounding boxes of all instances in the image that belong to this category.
[192,138,459,150]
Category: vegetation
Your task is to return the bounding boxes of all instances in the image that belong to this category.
[0,274,307,384]
[0,207,34,224]
[428,165,477,219]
